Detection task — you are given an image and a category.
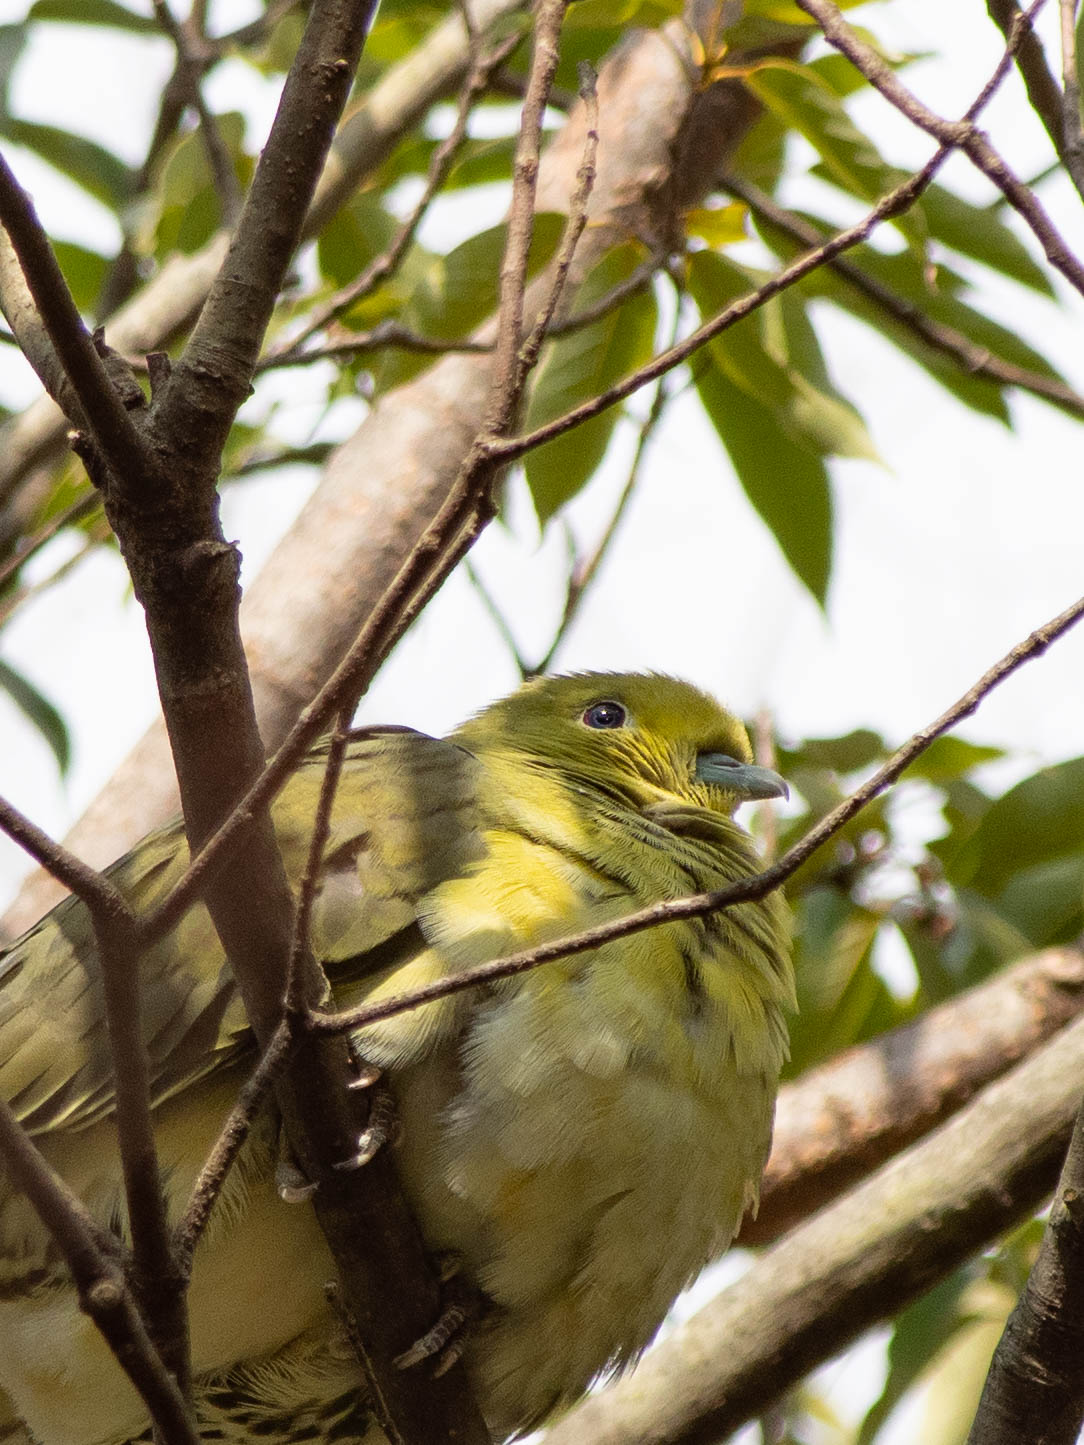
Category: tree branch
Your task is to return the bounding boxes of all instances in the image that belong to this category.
[308,589,1084,1038]
[794,0,1084,297]
[967,1086,1084,1444]
[747,946,1084,1244]
[723,172,1084,421]
[0,1098,199,1445]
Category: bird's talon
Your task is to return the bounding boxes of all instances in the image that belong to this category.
[346,1058,382,1090]
[394,1277,485,1373]
[394,1305,468,1370]
[276,1159,318,1204]
[334,1083,397,1170]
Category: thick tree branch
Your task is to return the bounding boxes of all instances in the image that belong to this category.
[747,946,1084,1244]
[967,1089,1084,1445]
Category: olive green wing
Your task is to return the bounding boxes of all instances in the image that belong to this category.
[0,728,484,1136]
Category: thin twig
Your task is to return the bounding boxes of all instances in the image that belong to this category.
[0,1099,199,1445]
[724,173,1084,420]
[985,0,1068,173]
[0,795,134,923]
[0,159,158,485]
[516,61,599,377]
[286,713,352,1017]
[487,0,568,436]
[0,490,102,598]
[310,589,1084,1037]
[794,0,1084,297]
[1060,0,1084,185]
[0,796,187,1400]
[487,4,1042,466]
[152,0,243,227]
[173,1020,295,1269]
[260,253,658,372]
[530,334,674,677]
[464,559,532,675]
[262,24,524,369]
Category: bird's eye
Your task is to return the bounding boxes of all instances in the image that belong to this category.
[582,701,627,730]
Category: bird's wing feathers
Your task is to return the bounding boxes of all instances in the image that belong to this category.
[0,728,485,1136]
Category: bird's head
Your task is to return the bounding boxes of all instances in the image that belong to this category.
[452,672,787,816]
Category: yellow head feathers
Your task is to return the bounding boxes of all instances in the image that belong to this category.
[452,670,787,814]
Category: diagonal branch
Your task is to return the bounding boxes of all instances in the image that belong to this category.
[794,0,1084,297]
[310,587,1084,1038]
[967,1084,1084,1444]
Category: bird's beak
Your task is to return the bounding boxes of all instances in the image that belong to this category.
[695,753,789,801]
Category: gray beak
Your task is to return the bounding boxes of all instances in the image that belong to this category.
[695,753,789,801]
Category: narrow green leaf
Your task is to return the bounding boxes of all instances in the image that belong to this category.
[29,0,157,31]
[524,243,658,523]
[0,658,70,776]
[693,351,832,603]
[918,184,1056,296]
[3,118,132,210]
[747,63,923,245]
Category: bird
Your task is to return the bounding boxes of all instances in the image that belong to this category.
[0,671,793,1445]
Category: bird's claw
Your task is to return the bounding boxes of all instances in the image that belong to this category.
[275,1158,319,1204]
[332,1083,398,1172]
[394,1261,483,1375]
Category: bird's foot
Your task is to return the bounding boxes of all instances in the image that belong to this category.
[394,1259,487,1376]
[274,1058,397,1201]
[332,1082,398,1173]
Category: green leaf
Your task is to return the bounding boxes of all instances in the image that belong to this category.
[918,183,1056,296]
[316,195,401,289]
[779,728,885,775]
[0,658,70,776]
[694,354,832,603]
[786,891,901,1074]
[750,212,1067,422]
[904,736,1004,783]
[0,24,27,123]
[3,119,132,210]
[688,251,877,461]
[51,241,108,313]
[995,854,1084,946]
[523,243,658,523]
[946,757,1084,894]
[148,114,250,258]
[28,0,158,31]
[746,63,922,245]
